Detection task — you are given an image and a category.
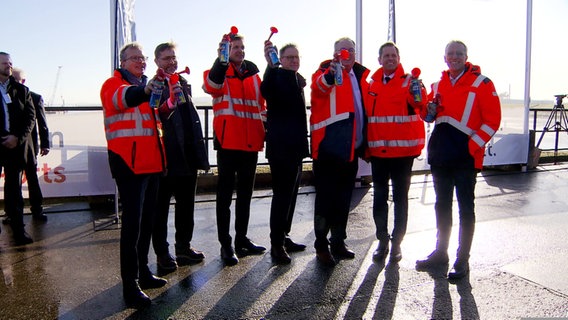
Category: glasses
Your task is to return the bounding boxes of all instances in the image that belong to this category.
[282,55,300,60]
[125,56,148,62]
[159,56,177,62]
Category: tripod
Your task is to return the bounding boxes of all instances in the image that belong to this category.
[536,94,568,163]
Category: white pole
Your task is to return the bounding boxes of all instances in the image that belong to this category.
[356,0,363,62]
[523,0,533,134]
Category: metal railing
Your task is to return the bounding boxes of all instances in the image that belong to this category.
[45,105,568,167]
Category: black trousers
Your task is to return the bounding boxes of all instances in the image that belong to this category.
[431,165,477,260]
[24,158,43,214]
[216,148,258,247]
[115,172,159,284]
[1,161,25,232]
[268,158,302,247]
[313,158,358,250]
[153,173,198,255]
[370,156,414,244]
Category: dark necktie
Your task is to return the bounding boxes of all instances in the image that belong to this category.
[384,76,391,84]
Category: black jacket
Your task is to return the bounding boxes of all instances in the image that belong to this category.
[159,75,210,175]
[261,66,309,162]
[30,91,50,154]
[0,76,35,167]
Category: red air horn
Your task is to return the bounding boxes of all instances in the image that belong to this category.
[267,26,278,41]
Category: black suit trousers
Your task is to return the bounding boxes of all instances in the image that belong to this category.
[268,158,302,246]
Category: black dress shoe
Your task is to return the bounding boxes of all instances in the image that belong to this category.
[123,284,151,308]
[220,246,239,266]
[372,241,390,262]
[2,217,10,225]
[316,248,336,267]
[271,246,291,264]
[448,260,470,280]
[138,274,167,290]
[176,247,205,265]
[235,238,266,256]
[415,250,449,270]
[284,238,306,252]
[389,243,402,262]
[32,213,48,222]
[330,243,355,259]
[14,231,33,245]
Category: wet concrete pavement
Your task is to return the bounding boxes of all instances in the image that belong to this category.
[1,164,568,319]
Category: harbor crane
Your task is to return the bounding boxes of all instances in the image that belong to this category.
[48,66,62,107]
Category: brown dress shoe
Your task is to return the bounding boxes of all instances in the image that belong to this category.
[157,252,178,271]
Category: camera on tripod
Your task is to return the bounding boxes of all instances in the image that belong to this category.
[554,94,567,106]
[536,93,568,163]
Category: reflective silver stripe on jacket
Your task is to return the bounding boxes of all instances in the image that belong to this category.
[402,75,411,87]
[434,74,487,138]
[368,138,425,148]
[471,124,496,147]
[212,76,262,120]
[111,85,133,112]
[368,114,420,124]
[310,86,349,131]
[206,76,223,90]
[105,108,154,140]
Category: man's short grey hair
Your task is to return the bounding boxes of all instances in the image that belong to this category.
[119,42,144,62]
[445,40,468,55]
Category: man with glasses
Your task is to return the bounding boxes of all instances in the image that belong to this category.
[310,37,369,266]
[260,42,309,264]
[101,42,170,307]
[151,42,210,273]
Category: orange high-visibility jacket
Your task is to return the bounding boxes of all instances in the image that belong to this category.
[310,60,369,162]
[364,64,426,159]
[426,62,501,169]
[203,60,266,152]
[100,70,166,174]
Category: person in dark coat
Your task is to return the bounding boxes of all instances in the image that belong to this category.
[12,68,50,222]
[261,42,310,264]
[0,52,36,245]
[151,42,210,273]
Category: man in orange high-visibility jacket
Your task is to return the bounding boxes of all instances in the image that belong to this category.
[101,42,171,308]
[310,37,369,266]
[364,42,427,264]
[203,33,267,267]
[415,40,501,280]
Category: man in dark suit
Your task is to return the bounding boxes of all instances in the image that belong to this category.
[12,68,50,222]
[260,42,309,264]
[0,52,36,245]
